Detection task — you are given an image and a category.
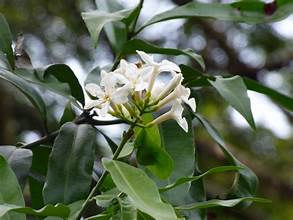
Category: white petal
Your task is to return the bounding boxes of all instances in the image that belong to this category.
[99,102,110,117]
[186,98,196,112]
[84,100,101,110]
[136,50,155,65]
[112,85,130,104]
[157,74,182,101]
[85,83,103,98]
[159,60,181,73]
[176,117,188,133]
[135,80,148,91]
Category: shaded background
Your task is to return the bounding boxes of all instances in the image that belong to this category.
[0,0,292,219]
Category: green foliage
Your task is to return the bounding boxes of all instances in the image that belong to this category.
[209,76,255,129]
[102,158,178,220]
[0,155,25,220]
[43,122,97,204]
[0,14,14,69]
[1,0,291,219]
[0,145,32,188]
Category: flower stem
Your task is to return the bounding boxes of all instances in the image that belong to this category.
[75,123,136,219]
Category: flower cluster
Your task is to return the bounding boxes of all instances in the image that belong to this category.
[84,51,196,132]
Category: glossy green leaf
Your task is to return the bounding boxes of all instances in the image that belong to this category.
[67,200,85,220]
[179,64,209,87]
[29,146,51,209]
[176,197,270,210]
[0,14,14,69]
[0,203,70,218]
[193,114,259,199]
[44,64,85,105]
[156,116,195,205]
[43,122,97,204]
[160,166,241,193]
[14,68,81,109]
[0,145,32,188]
[0,67,47,126]
[102,158,179,220]
[137,211,155,220]
[59,101,76,126]
[136,125,173,179]
[139,1,293,32]
[0,155,25,220]
[82,8,132,47]
[121,39,205,70]
[209,76,255,129]
[244,77,293,111]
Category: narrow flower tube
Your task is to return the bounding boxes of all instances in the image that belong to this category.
[147,100,188,132]
[154,73,183,103]
[156,84,196,112]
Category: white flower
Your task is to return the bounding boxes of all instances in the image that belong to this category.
[114,59,152,92]
[148,100,188,132]
[157,84,196,112]
[84,70,130,116]
[153,74,183,103]
[136,50,180,92]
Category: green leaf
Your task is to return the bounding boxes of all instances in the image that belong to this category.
[94,188,121,208]
[0,203,70,218]
[209,76,255,129]
[0,67,47,128]
[135,124,173,179]
[29,146,51,209]
[160,166,241,193]
[139,1,293,32]
[179,64,209,87]
[85,213,111,220]
[0,14,14,69]
[43,122,97,204]
[244,77,293,111]
[0,145,32,188]
[84,66,101,86]
[102,158,179,220]
[193,114,259,199]
[59,101,76,126]
[0,155,25,220]
[114,197,137,220]
[44,64,85,105]
[176,197,270,210]
[156,115,195,205]
[121,39,205,70]
[67,200,85,220]
[82,8,132,47]
[95,0,127,53]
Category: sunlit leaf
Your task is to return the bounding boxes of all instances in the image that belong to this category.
[102,158,179,220]
[209,76,255,129]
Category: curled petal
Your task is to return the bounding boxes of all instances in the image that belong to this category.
[159,60,181,73]
[136,50,155,65]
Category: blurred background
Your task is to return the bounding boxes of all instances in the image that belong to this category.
[0,0,292,219]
